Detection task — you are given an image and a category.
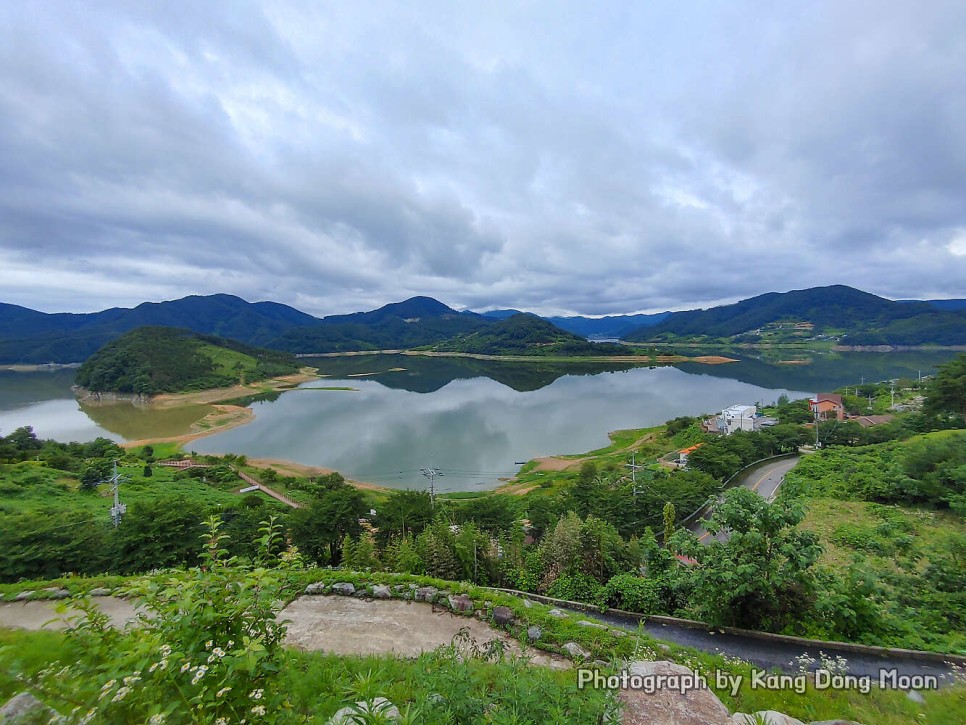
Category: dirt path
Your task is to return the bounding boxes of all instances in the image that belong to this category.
[527,431,657,474]
[245,459,387,492]
[280,596,568,667]
[0,597,567,669]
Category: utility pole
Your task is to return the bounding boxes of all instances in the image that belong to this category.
[625,453,645,497]
[421,467,442,508]
[104,460,127,528]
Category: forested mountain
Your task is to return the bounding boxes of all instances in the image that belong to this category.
[425,313,632,356]
[479,308,670,338]
[0,295,320,364]
[74,327,300,395]
[3,287,963,364]
[269,297,492,353]
[623,285,966,345]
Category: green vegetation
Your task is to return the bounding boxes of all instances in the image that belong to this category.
[74,326,300,395]
[2,565,964,723]
[2,356,965,724]
[778,431,966,652]
[422,313,633,356]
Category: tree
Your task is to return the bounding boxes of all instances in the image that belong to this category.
[288,480,366,564]
[454,495,517,535]
[678,487,823,630]
[375,489,433,544]
[662,501,676,549]
[924,353,966,420]
[111,496,206,574]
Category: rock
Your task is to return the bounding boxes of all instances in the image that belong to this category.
[731,712,804,725]
[609,629,627,638]
[0,692,55,723]
[619,660,731,725]
[42,587,70,599]
[527,625,542,641]
[492,606,514,626]
[523,599,533,608]
[13,591,33,601]
[806,721,865,725]
[448,594,474,613]
[547,608,566,618]
[371,585,392,599]
[89,587,112,597]
[304,582,327,595]
[327,696,400,724]
[415,586,438,602]
[561,642,591,660]
[658,643,672,653]
[577,619,607,630]
[906,689,926,704]
[330,582,356,596]
[352,588,367,598]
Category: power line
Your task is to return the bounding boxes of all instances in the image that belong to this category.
[420,467,442,508]
[625,453,646,497]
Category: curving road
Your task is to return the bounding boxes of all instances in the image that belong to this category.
[689,455,801,544]
[571,606,959,685]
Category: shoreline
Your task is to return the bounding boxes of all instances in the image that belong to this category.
[298,350,738,364]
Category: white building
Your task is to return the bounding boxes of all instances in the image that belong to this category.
[716,404,757,435]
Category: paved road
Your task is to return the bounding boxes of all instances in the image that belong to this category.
[569,607,959,685]
[689,456,801,544]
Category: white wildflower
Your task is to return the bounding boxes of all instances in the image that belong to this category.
[111,686,130,703]
[148,715,166,724]
[180,662,191,673]
[191,665,209,685]
[123,675,141,686]
[250,704,266,716]
[216,686,232,698]
[249,689,264,700]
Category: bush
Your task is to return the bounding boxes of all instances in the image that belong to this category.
[546,573,606,607]
[604,574,660,614]
[32,516,301,723]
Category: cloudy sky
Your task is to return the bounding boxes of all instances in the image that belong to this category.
[2,1,965,317]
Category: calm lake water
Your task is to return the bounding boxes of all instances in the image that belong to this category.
[0,350,955,491]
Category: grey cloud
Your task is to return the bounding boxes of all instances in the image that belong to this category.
[0,1,964,317]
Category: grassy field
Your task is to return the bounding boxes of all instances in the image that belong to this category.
[0,457,282,520]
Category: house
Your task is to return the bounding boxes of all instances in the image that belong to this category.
[810,393,845,421]
[714,404,757,435]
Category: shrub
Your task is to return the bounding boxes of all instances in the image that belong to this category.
[604,574,660,614]
[34,516,300,723]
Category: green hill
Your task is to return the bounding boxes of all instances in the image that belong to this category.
[423,313,633,356]
[74,327,300,395]
[623,285,966,345]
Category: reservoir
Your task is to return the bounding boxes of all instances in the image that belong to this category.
[0,350,955,492]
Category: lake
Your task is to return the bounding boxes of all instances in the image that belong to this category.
[0,350,956,491]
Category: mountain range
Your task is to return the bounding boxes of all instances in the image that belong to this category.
[624,285,966,346]
[0,286,963,364]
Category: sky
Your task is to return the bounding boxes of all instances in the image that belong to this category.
[1,1,965,318]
